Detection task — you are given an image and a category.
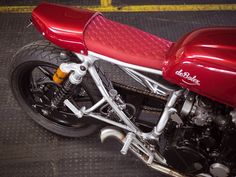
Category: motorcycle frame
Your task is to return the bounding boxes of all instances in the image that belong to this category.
[62,51,184,176]
[65,51,182,136]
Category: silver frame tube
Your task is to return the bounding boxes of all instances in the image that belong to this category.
[119,67,174,96]
[71,52,183,140]
[88,65,140,133]
[62,52,184,167]
[88,51,163,75]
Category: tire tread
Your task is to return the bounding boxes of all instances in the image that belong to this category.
[9,40,101,137]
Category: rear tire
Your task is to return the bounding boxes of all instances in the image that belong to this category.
[9,40,102,137]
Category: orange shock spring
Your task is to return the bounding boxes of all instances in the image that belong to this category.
[53,66,69,84]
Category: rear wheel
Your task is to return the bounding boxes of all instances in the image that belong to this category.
[9,40,102,137]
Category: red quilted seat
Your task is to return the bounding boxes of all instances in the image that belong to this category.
[84,15,173,70]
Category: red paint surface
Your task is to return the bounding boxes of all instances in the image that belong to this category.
[163,27,236,107]
[32,2,100,54]
[32,3,236,107]
[84,15,173,69]
[32,2,172,69]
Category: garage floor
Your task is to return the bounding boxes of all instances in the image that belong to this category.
[0,1,236,177]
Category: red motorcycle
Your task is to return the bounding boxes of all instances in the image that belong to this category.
[9,2,236,177]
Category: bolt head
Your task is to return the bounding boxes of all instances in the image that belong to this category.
[41,109,49,116]
[80,65,86,71]
[60,52,67,60]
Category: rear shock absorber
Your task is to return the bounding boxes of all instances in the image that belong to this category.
[51,63,87,108]
[51,79,77,107]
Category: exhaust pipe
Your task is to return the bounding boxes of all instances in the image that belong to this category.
[100,127,186,177]
[100,127,125,143]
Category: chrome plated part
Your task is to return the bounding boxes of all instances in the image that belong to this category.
[71,53,186,177]
[152,107,176,136]
[74,53,92,62]
[88,65,140,132]
[69,68,86,85]
[71,53,140,133]
[210,163,230,177]
[60,52,68,60]
[230,109,236,125]
[64,98,135,132]
[59,62,88,85]
[64,99,135,132]
[100,127,125,143]
[128,134,184,176]
[232,117,236,125]
[64,98,106,117]
[75,52,182,140]
[100,127,167,167]
[59,62,86,73]
[130,137,154,165]
[181,92,195,116]
[150,163,185,177]
[190,97,213,126]
[64,99,84,118]
[192,112,211,126]
[83,98,106,114]
[196,173,212,177]
[87,113,134,132]
[75,52,183,139]
[109,89,118,98]
[121,132,135,155]
[142,90,183,139]
[41,109,49,116]
[154,152,167,165]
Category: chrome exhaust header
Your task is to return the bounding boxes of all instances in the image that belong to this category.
[100,127,125,143]
[100,127,186,177]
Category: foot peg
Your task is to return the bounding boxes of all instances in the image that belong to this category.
[120,133,135,155]
[100,127,156,166]
[99,128,183,176]
[147,155,154,165]
[120,132,154,165]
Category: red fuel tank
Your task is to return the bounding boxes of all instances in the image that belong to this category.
[163,27,236,107]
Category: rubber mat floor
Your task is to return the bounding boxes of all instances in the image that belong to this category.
[0,10,236,177]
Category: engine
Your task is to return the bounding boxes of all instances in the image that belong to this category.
[180,92,229,128]
[159,92,236,176]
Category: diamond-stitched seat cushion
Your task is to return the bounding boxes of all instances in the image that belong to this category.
[84,15,173,70]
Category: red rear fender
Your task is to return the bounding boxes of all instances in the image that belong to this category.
[32,2,101,54]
